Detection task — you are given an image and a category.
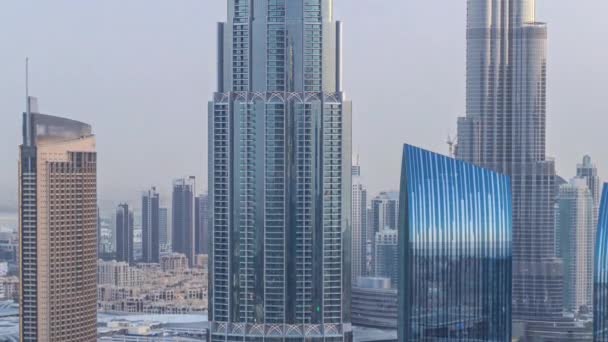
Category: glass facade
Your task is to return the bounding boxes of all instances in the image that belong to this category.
[209,1,352,341]
[398,145,512,341]
[594,185,608,341]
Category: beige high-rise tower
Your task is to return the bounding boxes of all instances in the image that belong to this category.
[19,96,98,342]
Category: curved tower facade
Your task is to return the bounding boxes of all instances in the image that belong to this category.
[457,0,561,322]
[398,144,512,341]
[595,185,608,341]
[208,1,352,341]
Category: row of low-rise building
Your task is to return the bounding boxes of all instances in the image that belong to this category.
[97,297,206,315]
[98,260,144,288]
[97,255,207,315]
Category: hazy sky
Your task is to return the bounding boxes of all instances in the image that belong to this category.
[1,1,607,208]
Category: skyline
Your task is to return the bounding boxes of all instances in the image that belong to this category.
[2,0,608,208]
[2,1,608,340]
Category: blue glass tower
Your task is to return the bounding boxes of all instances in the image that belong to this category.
[398,145,512,341]
[594,184,608,341]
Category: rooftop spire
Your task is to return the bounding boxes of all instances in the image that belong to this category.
[24,57,31,146]
[25,57,29,101]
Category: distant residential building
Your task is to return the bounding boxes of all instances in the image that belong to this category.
[172,177,195,266]
[194,195,209,255]
[0,276,19,300]
[159,208,169,254]
[556,178,594,312]
[195,254,208,272]
[370,191,398,275]
[352,158,368,282]
[116,204,134,264]
[371,192,399,232]
[98,260,143,288]
[19,97,98,341]
[375,228,398,288]
[142,188,160,263]
[97,264,207,315]
[161,253,189,274]
[399,145,512,341]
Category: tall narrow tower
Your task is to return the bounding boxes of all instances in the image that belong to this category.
[142,187,160,263]
[352,157,367,283]
[556,178,594,311]
[208,1,352,341]
[457,0,562,321]
[19,97,98,341]
[577,155,601,219]
[115,203,134,264]
[172,177,196,266]
[195,194,209,255]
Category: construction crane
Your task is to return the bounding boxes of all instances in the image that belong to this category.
[447,134,457,157]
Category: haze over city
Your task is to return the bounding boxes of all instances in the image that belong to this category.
[2,0,608,341]
[1,0,607,208]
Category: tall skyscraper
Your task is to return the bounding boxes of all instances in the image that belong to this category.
[19,96,98,341]
[195,194,209,255]
[595,184,608,341]
[556,178,594,312]
[159,207,169,253]
[398,144,512,341]
[365,207,374,275]
[98,207,102,258]
[208,1,352,340]
[352,157,368,282]
[374,228,398,288]
[369,192,398,275]
[370,192,399,232]
[172,177,195,266]
[115,203,134,264]
[456,0,563,321]
[142,187,160,263]
[578,156,601,210]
